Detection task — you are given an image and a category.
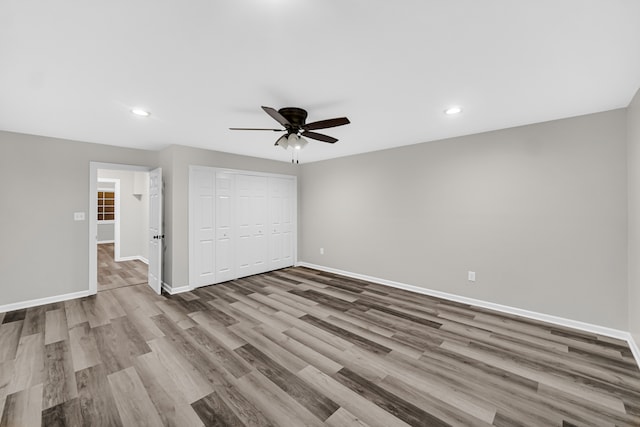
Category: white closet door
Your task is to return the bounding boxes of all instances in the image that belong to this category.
[236,174,269,278]
[189,168,296,288]
[269,177,294,270]
[281,178,294,266]
[190,167,215,287]
[251,176,269,274]
[235,174,252,278]
[215,172,234,283]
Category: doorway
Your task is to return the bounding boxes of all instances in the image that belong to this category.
[96,171,148,291]
[89,162,163,295]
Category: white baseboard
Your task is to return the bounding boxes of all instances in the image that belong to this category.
[97,240,114,244]
[116,255,148,264]
[161,282,190,295]
[0,289,94,314]
[629,334,640,368]
[297,262,640,369]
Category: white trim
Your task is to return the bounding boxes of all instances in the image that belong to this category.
[629,334,640,369]
[297,262,640,368]
[116,255,148,264]
[0,290,92,313]
[97,240,115,244]
[162,282,191,295]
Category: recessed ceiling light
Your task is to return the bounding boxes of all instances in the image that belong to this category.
[131,108,150,117]
[444,106,462,115]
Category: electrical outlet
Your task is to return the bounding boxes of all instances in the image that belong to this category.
[468,271,476,282]
[320,247,324,255]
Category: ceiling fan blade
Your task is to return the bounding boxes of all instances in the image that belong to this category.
[301,130,338,144]
[262,106,291,127]
[229,127,285,131]
[302,117,350,131]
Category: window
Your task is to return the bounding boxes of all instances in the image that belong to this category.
[98,191,115,221]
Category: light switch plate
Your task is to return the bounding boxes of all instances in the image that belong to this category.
[468,271,476,282]
[74,212,85,221]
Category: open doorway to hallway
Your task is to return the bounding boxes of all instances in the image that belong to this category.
[96,169,149,292]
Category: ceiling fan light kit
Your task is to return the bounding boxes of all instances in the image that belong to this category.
[230,106,350,162]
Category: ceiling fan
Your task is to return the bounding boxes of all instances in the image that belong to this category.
[230,106,350,150]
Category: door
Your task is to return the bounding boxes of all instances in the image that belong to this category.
[236,174,268,279]
[191,167,215,287]
[215,172,234,283]
[251,176,269,274]
[148,167,163,294]
[269,177,295,270]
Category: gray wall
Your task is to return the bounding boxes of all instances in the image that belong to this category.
[97,181,115,243]
[97,223,115,242]
[159,144,300,290]
[301,110,628,329]
[0,107,634,334]
[628,88,640,343]
[97,169,149,260]
[0,131,156,306]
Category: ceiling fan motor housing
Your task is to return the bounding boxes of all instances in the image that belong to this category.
[279,107,308,133]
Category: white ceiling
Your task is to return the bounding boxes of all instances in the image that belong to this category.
[1,0,639,163]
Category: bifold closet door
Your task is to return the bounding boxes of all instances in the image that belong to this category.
[191,168,215,287]
[190,167,295,287]
[269,177,294,270]
[215,172,234,283]
[236,174,268,278]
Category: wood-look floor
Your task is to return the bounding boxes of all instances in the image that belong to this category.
[98,243,148,291]
[1,267,639,426]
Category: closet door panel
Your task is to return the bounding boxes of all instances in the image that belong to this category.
[191,168,215,287]
[251,176,269,274]
[281,180,294,265]
[215,172,234,283]
[269,177,294,269]
[235,175,252,278]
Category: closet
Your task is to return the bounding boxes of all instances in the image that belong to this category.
[189,166,296,288]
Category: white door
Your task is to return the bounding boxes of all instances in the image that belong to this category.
[236,175,269,279]
[281,178,294,266]
[269,177,294,270]
[215,172,234,283]
[251,176,268,274]
[236,174,253,278]
[269,177,284,267]
[190,167,215,287]
[148,167,162,294]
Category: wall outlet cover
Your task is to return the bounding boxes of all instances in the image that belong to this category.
[74,212,86,221]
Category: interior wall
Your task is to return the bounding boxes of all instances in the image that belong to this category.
[628,88,640,342]
[97,223,115,242]
[159,144,299,290]
[301,109,628,329]
[0,131,157,307]
[97,169,149,260]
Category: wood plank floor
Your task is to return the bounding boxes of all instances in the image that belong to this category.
[1,267,639,426]
[98,243,148,291]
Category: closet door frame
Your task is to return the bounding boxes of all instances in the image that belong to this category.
[188,166,297,290]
